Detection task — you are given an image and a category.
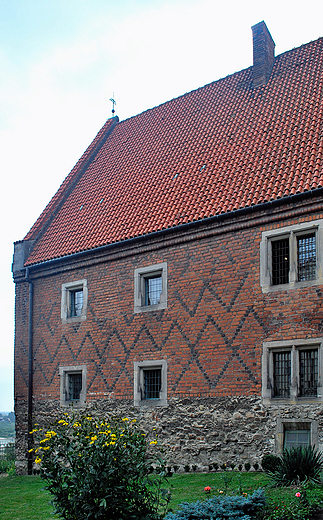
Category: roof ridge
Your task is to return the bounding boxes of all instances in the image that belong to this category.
[119,36,323,126]
[24,116,119,243]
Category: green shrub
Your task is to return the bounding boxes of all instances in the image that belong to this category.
[258,488,314,520]
[267,446,323,486]
[165,488,265,519]
[261,454,281,474]
[33,411,169,520]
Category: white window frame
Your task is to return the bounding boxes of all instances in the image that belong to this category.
[59,365,87,407]
[134,263,167,313]
[61,279,88,323]
[134,360,167,407]
[262,338,323,405]
[260,219,323,293]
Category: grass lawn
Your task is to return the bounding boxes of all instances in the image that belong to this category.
[0,475,58,520]
[1,471,323,519]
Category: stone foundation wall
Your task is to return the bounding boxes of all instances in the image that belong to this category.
[15,395,323,474]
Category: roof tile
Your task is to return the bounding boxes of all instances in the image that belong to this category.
[25,36,323,265]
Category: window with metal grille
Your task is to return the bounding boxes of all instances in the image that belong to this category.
[144,275,162,306]
[284,430,310,449]
[67,373,82,400]
[272,238,289,285]
[273,351,291,397]
[143,369,161,399]
[299,349,318,397]
[69,289,83,317]
[297,233,316,281]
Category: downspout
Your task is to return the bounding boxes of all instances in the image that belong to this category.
[25,267,34,475]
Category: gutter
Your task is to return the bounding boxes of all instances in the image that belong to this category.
[25,267,34,475]
[24,186,323,272]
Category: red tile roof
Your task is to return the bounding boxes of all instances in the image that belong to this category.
[25,36,323,265]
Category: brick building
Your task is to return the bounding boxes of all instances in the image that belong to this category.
[13,22,323,474]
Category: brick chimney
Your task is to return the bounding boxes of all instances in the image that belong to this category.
[252,21,275,88]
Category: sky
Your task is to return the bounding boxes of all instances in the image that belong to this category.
[1,0,323,412]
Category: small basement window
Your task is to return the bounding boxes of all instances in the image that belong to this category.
[275,419,316,453]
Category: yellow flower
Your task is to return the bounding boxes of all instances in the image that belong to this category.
[28,448,33,453]
[35,457,41,464]
[73,422,81,428]
[122,418,129,421]
[45,430,57,438]
[91,436,97,441]
[39,439,48,444]
[43,447,50,451]
[149,441,158,445]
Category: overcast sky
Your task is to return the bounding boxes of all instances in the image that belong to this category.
[1,0,323,412]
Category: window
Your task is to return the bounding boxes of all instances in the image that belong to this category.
[134,263,167,313]
[284,430,310,449]
[273,351,291,398]
[134,360,167,407]
[276,419,317,453]
[61,279,88,323]
[70,289,83,317]
[262,338,323,404]
[59,365,87,406]
[260,220,323,292]
[144,368,161,399]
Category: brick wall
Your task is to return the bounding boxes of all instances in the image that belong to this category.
[14,201,323,472]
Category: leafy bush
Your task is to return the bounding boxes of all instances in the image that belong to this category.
[257,488,315,520]
[32,411,169,520]
[261,454,281,474]
[265,446,323,486]
[165,488,265,519]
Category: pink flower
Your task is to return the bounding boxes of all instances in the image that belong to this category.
[204,486,211,493]
[295,492,301,498]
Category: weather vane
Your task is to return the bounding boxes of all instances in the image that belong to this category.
[110,94,116,116]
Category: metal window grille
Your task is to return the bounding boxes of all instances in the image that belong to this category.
[70,289,83,317]
[273,351,291,397]
[284,430,310,449]
[272,238,289,285]
[299,349,318,397]
[68,373,82,400]
[145,275,162,306]
[297,233,316,281]
[143,369,161,399]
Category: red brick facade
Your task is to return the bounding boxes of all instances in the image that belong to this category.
[14,197,323,472]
